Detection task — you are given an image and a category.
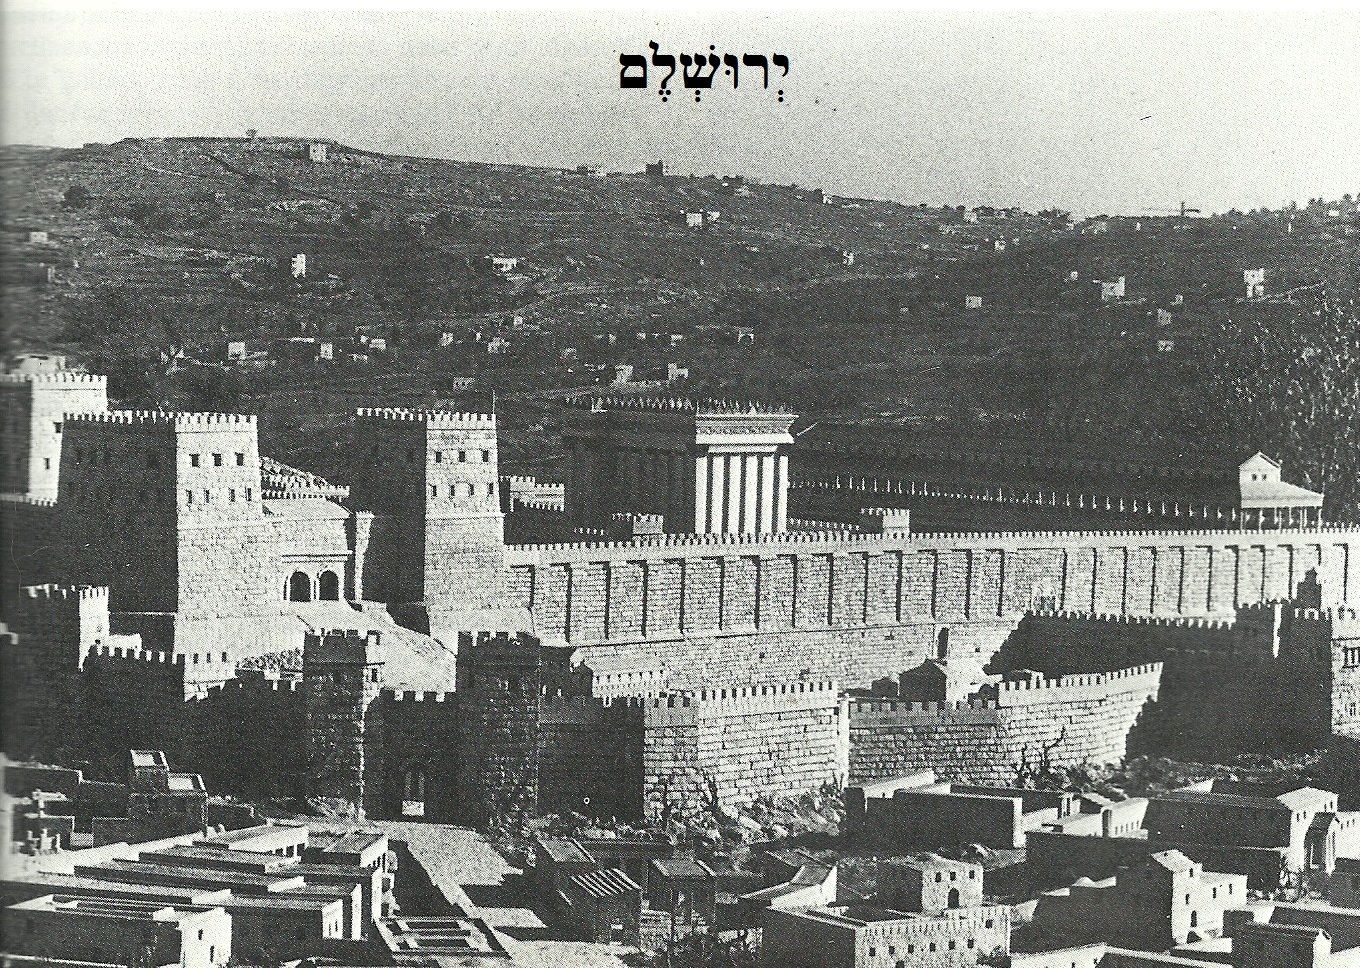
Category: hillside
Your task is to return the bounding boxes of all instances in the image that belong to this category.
[3,136,1358,514]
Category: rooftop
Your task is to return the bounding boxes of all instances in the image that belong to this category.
[567,867,642,901]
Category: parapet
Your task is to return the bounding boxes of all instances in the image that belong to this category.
[63,411,257,430]
[354,407,495,430]
[303,628,384,665]
[506,522,1360,565]
[573,395,792,416]
[991,663,1163,705]
[381,688,456,703]
[1023,609,1238,634]
[456,630,541,652]
[0,371,107,387]
[645,679,843,722]
[21,584,109,603]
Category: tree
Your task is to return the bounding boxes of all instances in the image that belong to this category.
[63,288,217,407]
[62,184,92,209]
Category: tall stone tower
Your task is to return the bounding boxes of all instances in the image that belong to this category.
[1,584,113,759]
[347,409,507,620]
[454,630,544,827]
[57,412,275,624]
[0,370,108,499]
[563,397,796,535]
[303,628,386,815]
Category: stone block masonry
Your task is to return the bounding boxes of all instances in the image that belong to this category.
[848,664,1162,785]
[505,526,1360,690]
[643,680,847,818]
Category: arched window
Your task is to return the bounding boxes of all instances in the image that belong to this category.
[948,887,961,909]
[318,571,340,601]
[936,627,950,660]
[288,571,312,602]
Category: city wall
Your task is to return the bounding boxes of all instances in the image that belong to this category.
[504,528,1359,689]
[642,680,847,818]
[847,664,1163,785]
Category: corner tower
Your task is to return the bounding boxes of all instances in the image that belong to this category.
[0,371,108,499]
[57,411,275,620]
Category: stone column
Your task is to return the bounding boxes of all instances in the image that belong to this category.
[708,452,726,535]
[693,452,709,533]
[726,454,744,533]
[743,453,761,534]
[758,453,775,533]
[774,449,789,531]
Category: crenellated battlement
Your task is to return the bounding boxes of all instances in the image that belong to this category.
[354,407,495,429]
[205,676,301,695]
[573,395,792,416]
[303,628,384,665]
[1288,607,1360,623]
[995,662,1163,693]
[1026,609,1239,633]
[0,494,59,507]
[21,584,108,602]
[685,678,840,703]
[457,630,540,651]
[83,644,235,672]
[64,411,257,429]
[850,698,1002,715]
[509,523,1359,559]
[0,371,107,387]
[382,688,456,703]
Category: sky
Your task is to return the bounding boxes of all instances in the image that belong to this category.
[4,6,1359,216]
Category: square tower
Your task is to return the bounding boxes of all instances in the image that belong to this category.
[0,370,108,499]
[304,628,386,814]
[348,409,506,612]
[58,412,273,617]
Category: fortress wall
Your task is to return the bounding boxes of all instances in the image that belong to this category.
[506,529,1360,689]
[642,682,846,817]
[847,665,1162,785]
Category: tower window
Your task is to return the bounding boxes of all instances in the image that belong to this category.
[236,452,245,465]
[53,422,61,433]
[481,449,491,462]
[185,490,194,504]
[458,450,467,462]
[434,450,442,463]
[213,453,223,466]
[190,453,200,467]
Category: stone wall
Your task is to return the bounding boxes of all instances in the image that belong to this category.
[848,664,1162,785]
[505,528,1360,690]
[643,681,847,818]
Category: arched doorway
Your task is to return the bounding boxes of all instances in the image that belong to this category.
[402,766,427,817]
[288,571,312,602]
[318,570,340,601]
[947,888,960,909]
